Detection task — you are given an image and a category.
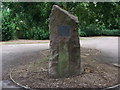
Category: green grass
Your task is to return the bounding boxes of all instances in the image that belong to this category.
[80,38,87,40]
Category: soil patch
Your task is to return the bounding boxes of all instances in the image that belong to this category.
[11,48,119,88]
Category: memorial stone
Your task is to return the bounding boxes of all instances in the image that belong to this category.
[49,5,81,78]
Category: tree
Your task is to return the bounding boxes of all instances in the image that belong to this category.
[2,2,120,41]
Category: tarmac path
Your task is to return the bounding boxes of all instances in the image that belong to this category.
[81,37,119,67]
[0,36,119,89]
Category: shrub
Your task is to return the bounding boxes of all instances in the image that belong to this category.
[2,20,16,41]
[32,27,49,40]
[102,29,120,36]
[18,27,49,40]
[79,24,120,37]
[78,28,87,37]
[79,24,106,36]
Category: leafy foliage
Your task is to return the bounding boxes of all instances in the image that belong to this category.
[102,29,120,36]
[2,4,16,41]
[1,2,120,41]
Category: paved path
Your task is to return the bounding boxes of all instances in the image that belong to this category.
[2,43,49,75]
[1,43,49,89]
[81,37,119,66]
[0,36,119,88]
[1,37,119,76]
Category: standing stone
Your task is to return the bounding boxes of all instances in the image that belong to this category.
[49,5,81,78]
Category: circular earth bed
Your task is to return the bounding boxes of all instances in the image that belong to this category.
[11,48,119,88]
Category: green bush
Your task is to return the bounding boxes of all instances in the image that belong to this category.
[2,13,16,41]
[78,28,87,37]
[79,24,120,37]
[2,5,17,41]
[2,23,16,41]
[102,29,120,36]
[32,27,49,40]
[2,2,120,41]
[17,27,49,40]
[79,24,106,36]
[17,29,30,39]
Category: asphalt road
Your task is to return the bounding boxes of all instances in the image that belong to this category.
[2,43,49,76]
[81,37,119,66]
[1,37,119,75]
[1,43,49,88]
[0,36,119,88]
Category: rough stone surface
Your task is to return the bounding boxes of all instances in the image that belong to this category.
[49,5,81,78]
